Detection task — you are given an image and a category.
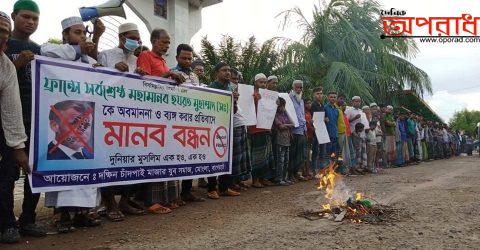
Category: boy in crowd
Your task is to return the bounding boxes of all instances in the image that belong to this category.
[273,97,294,185]
[366,121,378,173]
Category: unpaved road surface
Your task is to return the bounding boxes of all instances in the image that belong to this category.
[5,155,480,249]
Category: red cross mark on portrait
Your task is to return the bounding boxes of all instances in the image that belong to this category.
[213,126,228,158]
[48,105,94,155]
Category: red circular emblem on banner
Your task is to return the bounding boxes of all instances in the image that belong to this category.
[213,126,228,158]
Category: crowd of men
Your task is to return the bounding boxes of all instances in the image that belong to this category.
[0,0,467,244]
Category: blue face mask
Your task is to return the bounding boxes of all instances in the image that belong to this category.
[124,38,140,51]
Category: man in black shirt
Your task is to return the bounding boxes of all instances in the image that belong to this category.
[310,87,327,176]
[4,0,46,238]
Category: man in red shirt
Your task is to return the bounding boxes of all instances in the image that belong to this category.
[137,28,184,83]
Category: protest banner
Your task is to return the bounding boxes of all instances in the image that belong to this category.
[29,56,233,193]
[237,84,257,126]
[312,112,330,144]
[278,93,299,127]
[256,88,279,129]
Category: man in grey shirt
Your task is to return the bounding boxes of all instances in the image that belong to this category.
[0,11,30,244]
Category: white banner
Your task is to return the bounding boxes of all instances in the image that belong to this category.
[313,112,331,144]
[237,84,257,126]
[256,88,279,129]
[278,93,299,128]
[29,56,233,193]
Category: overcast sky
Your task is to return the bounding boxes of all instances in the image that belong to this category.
[3,0,480,122]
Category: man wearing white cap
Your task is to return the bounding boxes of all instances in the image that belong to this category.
[345,96,365,133]
[266,75,278,91]
[249,73,275,188]
[98,23,145,74]
[362,105,372,122]
[42,16,103,233]
[97,23,146,221]
[0,10,30,243]
[41,16,101,64]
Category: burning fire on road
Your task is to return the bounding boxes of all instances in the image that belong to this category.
[299,154,405,224]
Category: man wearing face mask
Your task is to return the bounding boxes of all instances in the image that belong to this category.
[98,23,146,75]
[97,24,149,221]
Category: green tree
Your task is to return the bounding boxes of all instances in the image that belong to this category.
[47,38,63,44]
[276,0,432,102]
[199,35,279,84]
[449,109,480,136]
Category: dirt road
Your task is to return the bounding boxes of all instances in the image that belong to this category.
[5,155,480,249]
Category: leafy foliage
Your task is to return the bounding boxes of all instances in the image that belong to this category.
[199,35,279,84]
[47,38,63,45]
[275,0,432,102]
[449,109,480,136]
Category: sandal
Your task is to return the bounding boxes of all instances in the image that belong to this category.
[166,202,180,209]
[119,204,146,216]
[73,213,102,227]
[105,210,125,222]
[55,219,75,234]
[146,203,172,214]
[127,199,146,210]
[175,199,186,206]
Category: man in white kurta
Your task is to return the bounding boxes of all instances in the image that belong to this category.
[41,17,101,229]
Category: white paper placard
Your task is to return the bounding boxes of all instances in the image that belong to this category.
[278,93,299,128]
[256,89,279,129]
[313,112,331,144]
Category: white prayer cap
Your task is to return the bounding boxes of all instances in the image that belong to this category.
[0,11,11,23]
[61,16,83,30]
[254,73,267,81]
[369,102,378,107]
[362,105,370,110]
[118,23,138,34]
[267,75,278,81]
[292,79,303,87]
[387,105,394,110]
[352,96,361,101]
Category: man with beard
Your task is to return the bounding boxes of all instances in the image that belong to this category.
[4,0,46,238]
[288,80,307,182]
[248,73,275,188]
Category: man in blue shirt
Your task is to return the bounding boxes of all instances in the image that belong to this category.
[324,92,339,158]
[288,80,307,182]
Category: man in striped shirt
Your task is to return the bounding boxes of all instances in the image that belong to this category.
[0,10,30,244]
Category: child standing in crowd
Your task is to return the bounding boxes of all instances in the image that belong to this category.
[304,99,314,180]
[352,123,366,174]
[366,121,378,173]
[273,98,294,185]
